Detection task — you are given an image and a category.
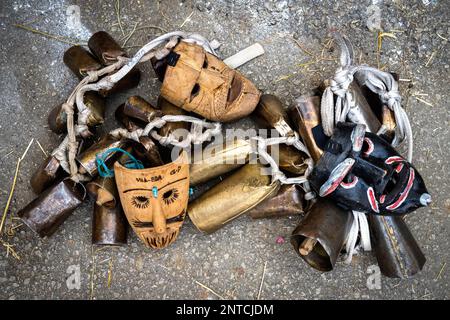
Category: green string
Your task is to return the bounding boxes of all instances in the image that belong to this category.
[96,147,144,178]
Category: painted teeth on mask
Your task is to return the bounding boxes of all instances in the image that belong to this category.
[147,229,179,249]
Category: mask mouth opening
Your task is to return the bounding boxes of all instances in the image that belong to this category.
[381,166,409,204]
[227,74,242,104]
[190,83,200,102]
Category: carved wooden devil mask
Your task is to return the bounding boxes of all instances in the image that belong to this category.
[114,151,189,248]
[309,122,430,215]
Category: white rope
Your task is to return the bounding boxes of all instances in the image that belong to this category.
[251,135,313,188]
[55,111,314,191]
[109,115,222,149]
[321,32,413,162]
[51,32,217,180]
[344,210,371,264]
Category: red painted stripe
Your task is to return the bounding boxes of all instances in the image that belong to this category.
[380,195,386,204]
[367,187,379,213]
[363,137,374,157]
[354,136,364,151]
[322,179,342,196]
[386,168,415,211]
[385,156,404,164]
[395,163,404,173]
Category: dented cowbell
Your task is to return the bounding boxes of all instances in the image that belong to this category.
[18,179,85,237]
[291,199,353,271]
[369,215,425,278]
[122,96,163,124]
[87,175,128,246]
[63,45,102,80]
[48,92,106,134]
[30,155,64,194]
[115,103,143,132]
[92,204,128,246]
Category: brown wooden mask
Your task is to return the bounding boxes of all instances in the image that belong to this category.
[160,41,260,122]
[114,151,189,248]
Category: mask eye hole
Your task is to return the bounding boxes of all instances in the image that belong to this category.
[131,195,150,209]
[163,188,179,205]
[227,75,242,104]
[362,137,374,157]
[190,83,200,102]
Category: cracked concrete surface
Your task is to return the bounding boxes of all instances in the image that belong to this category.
[0,0,449,300]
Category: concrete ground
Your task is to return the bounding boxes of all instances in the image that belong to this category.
[0,0,448,300]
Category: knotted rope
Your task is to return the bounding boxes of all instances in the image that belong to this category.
[109,115,222,149]
[51,31,217,182]
[108,113,314,192]
[252,135,314,189]
[96,147,144,178]
[321,32,413,162]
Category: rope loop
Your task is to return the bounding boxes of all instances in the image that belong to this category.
[96,147,144,178]
[320,32,413,162]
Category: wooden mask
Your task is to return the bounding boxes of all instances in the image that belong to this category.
[160,41,261,122]
[114,151,189,248]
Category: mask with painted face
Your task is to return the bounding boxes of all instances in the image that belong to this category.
[114,151,189,248]
[309,122,430,215]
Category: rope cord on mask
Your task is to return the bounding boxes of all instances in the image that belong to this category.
[318,32,417,263]
[96,147,144,178]
[320,32,413,162]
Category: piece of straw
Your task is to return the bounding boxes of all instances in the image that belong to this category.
[0,138,33,236]
[256,261,267,300]
[14,24,87,46]
[195,280,225,300]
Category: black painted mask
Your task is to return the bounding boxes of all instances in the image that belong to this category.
[309,122,430,215]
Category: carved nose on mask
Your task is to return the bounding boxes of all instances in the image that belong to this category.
[152,201,166,234]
